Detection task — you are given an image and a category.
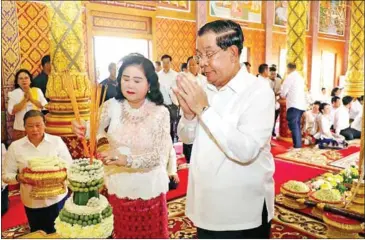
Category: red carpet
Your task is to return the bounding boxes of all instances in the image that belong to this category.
[1,195,27,231]
[167,168,188,201]
[273,159,327,194]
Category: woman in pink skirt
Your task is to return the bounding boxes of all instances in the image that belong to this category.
[72,54,171,238]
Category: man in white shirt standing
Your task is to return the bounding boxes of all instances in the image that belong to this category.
[257,64,271,87]
[334,96,361,140]
[269,66,282,136]
[158,54,179,142]
[154,60,162,73]
[2,110,72,234]
[174,20,275,239]
[182,56,208,164]
[280,63,307,148]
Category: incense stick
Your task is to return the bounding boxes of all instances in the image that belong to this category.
[63,71,90,158]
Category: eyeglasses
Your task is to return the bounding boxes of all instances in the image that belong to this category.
[196,49,222,62]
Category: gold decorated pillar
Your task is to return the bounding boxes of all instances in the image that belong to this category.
[286,1,307,77]
[45,1,90,158]
[344,1,364,98]
[278,1,308,143]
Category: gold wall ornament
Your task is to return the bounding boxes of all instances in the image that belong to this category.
[286,1,307,79]
[344,1,365,98]
[45,1,91,138]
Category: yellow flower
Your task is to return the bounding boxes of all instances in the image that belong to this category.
[333,175,344,183]
[323,173,334,178]
[320,181,333,190]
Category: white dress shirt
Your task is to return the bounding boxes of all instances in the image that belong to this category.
[269,77,281,110]
[160,85,173,105]
[330,106,339,124]
[280,71,307,111]
[7,88,48,131]
[318,93,331,104]
[334,106,350,134]
[314,114,334,139]
[158,69,178,105]
[350,100,362,120]
[158,69,178,90]
[351,107,363,132]
[178,67,275,231]
[2,134,72,208]
[257,75,271,87]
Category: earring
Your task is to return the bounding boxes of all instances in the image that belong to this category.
[148,90,151,93]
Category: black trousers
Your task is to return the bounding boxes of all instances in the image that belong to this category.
[183,143,193,163]
[24,196,67,234]
[272,108,280,136]
[169,177,179,190]
[340,127,361,140]
[197,201,271,239]
[1,186,9,216]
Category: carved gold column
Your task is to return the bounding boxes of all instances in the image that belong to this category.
[286,1,307,77]
[45,1,90,158]
[344,1,364,98]
[278,1,308,142]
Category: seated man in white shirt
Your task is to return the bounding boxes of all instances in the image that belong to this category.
[351,105,363,133]
[280,62,307,148]
[2,110,72,234]
[174,20,274,239]
[334,96,361,140]
[330,96,341,127]
[349,95,363,121]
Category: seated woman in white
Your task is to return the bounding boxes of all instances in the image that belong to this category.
[314,103,345,147]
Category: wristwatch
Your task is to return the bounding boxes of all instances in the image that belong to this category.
[198,105,209,116]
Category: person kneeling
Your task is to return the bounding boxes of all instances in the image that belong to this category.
[314,103,347,149]
[2,110,72,234]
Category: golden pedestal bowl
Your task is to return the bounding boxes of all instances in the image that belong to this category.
[280,180,310,210]
[323,212,364,239]
[309,190,345,220]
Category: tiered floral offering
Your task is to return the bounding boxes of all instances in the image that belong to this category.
[21,157,67,198]
[280,180,310,209]
[55,159,113,238]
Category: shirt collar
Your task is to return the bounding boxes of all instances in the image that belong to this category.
[207,67,249,93]
[22,133,51,147]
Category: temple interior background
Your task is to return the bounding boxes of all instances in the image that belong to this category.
[1,0,364,239]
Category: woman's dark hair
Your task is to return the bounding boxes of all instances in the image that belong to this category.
[23,110,45,125]
[319,103,330,114]
[331,87,340,97]
[14,69,33,89]
[115,55,164,105]
[198,20,244,55]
